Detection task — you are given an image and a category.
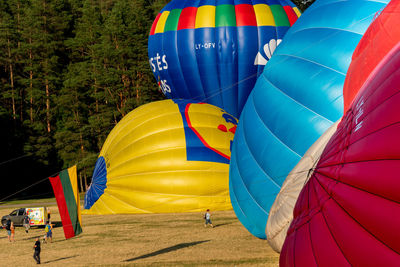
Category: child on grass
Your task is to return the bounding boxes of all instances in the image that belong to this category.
[43,222,52,243]
[204,209,214,228]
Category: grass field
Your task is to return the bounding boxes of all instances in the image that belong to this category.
[0,204,279,266]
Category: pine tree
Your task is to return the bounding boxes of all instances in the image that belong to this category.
[18,0,71,164]
[0,0,171,198]
[0,1,19,120]
[60,0,108,186]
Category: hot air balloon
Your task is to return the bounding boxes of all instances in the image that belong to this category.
[229,0,389,239]
[281,2,400,264]
[281,35,400,267]
[84,99,238,214]
[266,120,339,253]
[343,1,400,112]
[148,0,300,118]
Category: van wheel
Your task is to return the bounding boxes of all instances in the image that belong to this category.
[1,220,6,227]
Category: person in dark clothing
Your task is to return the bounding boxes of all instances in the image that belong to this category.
[33,237,41,264]
[5,219,11,242]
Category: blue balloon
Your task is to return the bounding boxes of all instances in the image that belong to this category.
[148,0,301,118]
[229,0,389,239]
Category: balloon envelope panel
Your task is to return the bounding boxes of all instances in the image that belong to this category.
[148,0,300,118]
[229,0,389,239]
[281,42,400,266]
[343,0,400,112]
[84,99,238,214]
[266,120,339,253]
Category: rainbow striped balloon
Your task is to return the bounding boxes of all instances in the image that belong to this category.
[148,0,300,118]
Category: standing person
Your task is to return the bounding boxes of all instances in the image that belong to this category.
[44,222,52,243]
[23,215,30,233]
[33,237,41,264]
[10,222,15,242]
[204,209,214,228]
[5,219,11,242]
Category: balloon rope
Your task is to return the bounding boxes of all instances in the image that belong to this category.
[0,154,32,166]
[0,175,54,203]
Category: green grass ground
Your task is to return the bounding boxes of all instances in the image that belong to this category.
[0,202,279,266]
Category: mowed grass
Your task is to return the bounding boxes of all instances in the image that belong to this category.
[0,205,279,266]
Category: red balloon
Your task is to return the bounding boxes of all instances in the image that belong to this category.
[343,1,400,112]
[280,34,400,267]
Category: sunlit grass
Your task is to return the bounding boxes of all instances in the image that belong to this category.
[0,200,279,266]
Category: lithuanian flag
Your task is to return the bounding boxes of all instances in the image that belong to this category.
[49,165,82,239]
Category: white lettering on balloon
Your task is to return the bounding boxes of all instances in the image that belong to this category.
[159,79,171,94]
[195,42,216,50]
[149,53,169,73]
[354,97,365,132]
[354,121,363,132]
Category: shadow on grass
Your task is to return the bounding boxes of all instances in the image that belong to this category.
[213,222,233,228]
[51,221,63,228]
[52,234,83,243]
[21,234,83,243]
[42,255,78,264]
[20,235,43,241]
[124,240,210,262]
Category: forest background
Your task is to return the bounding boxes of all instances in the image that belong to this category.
[0,0,311,200]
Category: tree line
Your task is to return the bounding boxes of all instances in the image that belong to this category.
[0,0,167,199]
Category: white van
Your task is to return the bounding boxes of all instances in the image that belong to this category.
[1,207,47,227]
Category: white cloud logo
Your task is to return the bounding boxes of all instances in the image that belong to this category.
[254,39,282,66]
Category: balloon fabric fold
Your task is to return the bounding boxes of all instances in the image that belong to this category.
[229,0,389,239]
[266,120,339,253]
[343,1,400,112]
[281,35,400,267]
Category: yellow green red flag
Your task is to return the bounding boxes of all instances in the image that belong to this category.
[49,165,82,239]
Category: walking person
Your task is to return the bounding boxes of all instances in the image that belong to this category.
[23,215,30,233]
[44,222,53,243]
[204,209,214,228]
[5,219,11,242]
[33,237,41,264]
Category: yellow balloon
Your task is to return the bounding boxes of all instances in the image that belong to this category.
[83,99,237,214]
